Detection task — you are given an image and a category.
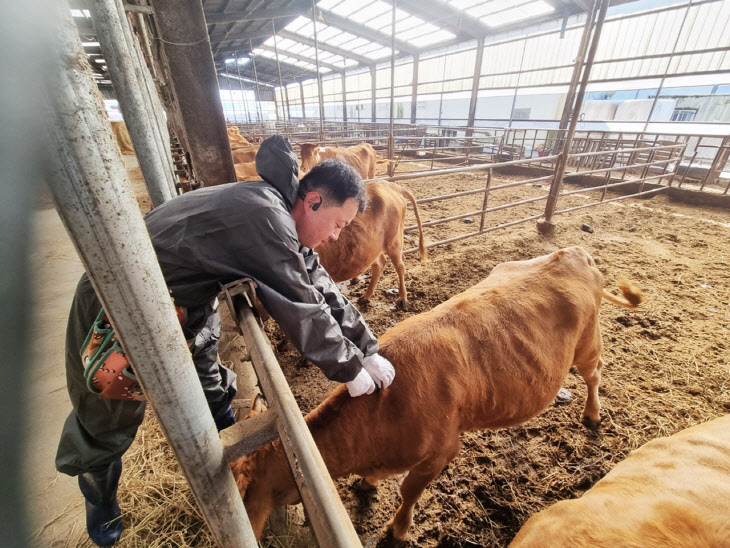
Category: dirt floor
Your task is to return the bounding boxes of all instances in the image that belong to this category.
[56,159,729,547]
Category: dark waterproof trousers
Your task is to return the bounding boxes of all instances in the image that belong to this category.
[55,274,237,476]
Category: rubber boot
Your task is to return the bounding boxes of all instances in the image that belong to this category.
[78,460,123,546]
[213,406,235,431]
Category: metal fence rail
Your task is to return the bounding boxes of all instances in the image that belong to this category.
[361,138,688,255]
[218,279,363,548]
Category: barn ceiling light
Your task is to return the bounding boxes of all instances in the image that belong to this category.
[82,41,100,47]
[94,59,106,63]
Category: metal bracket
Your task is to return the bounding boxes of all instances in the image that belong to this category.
[219,278,260,335]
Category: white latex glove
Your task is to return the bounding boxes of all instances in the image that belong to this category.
[345,368,376,397]
[362,353,395,389]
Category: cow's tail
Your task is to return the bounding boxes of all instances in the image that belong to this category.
[396,185,427,261]
[602,279,643,308]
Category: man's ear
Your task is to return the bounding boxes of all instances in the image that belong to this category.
[305,191,322,211]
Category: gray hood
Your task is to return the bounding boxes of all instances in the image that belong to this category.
[255,135,300,210]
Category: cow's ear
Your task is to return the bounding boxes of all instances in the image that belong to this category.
[246,393,267,418]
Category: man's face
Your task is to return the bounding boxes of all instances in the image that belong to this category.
[297,193,359,249]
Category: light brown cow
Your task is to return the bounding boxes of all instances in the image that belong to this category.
[316,180,426,307]
[299,142,377,179]
[232,145,260,164]
[234,162,259,181]
[230,246,643,540]
[227,126,251,147]
[510,414,730,547]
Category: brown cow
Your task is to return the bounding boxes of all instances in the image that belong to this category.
[510,414,730,547]
[234,162,259,182]
[300,142,377,179]
[316,180,426,306]
[232,145,260,164]
[230,246,643,540]
[227,126,251,147]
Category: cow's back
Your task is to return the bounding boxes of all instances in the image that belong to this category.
[510,414,730,548]
[378,246,605,431]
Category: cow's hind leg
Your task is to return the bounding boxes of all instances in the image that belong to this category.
[359,253,387,304]
[575,356,604,429]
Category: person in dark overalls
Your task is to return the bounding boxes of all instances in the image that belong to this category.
[56,136,395,545]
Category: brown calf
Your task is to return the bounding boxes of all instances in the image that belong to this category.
[510,414,730,547]
[232,145,260,164]
[234,161,259,181]
[230,246,643,540]
[299,142,377,179]
[316,180,427,306]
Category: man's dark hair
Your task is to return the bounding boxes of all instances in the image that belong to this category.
[299,159,368,213]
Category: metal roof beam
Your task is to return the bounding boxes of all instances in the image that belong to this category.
[205,6,308,26]
[386,0,489,40]
[278,29,373,67]
[317,9,419,56]
[258,44,342,72]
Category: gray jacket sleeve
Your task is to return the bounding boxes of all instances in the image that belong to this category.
[302,249,379,358]
[249,206,375,383]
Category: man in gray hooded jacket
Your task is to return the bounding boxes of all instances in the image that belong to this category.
[56,135,395,546]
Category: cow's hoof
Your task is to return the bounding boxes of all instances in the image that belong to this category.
[354,477,378,493]
[383,524,408,545]
[357,297,371,307]
[581,415,601,430]
[395,299,408,310]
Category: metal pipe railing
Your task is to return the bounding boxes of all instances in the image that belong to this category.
[224,282,362,547]
[48,5,257,546]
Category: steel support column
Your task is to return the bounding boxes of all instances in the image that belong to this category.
[410,53,419,124]
[387,0,396,175]
[466,38,485,135]
[311,0,325,141]
[541,0,609,232]
[370,65,377,123]
[92,0,177,206]
[152,0,235,187]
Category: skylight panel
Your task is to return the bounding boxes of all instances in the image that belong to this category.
[449,0,483,9]
[364,12,393,30]
[328,0,363,18]
[317,0,341,10]
[347,37,371,49]
[286,16,312,34]
[325,31,357,47]
[408,32,455,48]
[482,0,554,27]
[316,26,343,41]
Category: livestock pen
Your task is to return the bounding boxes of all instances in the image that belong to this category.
[30,0,730,546]
[57,153,729,547]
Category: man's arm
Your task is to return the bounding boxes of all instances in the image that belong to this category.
[245,207,368,383]
[302,248,379,358]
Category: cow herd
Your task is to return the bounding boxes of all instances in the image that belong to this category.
[223,128,729,546]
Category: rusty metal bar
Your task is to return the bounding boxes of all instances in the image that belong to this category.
[404,213,545,254]
[554,186,667,215]
[479,170,492,232]
[223,280,363,547]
